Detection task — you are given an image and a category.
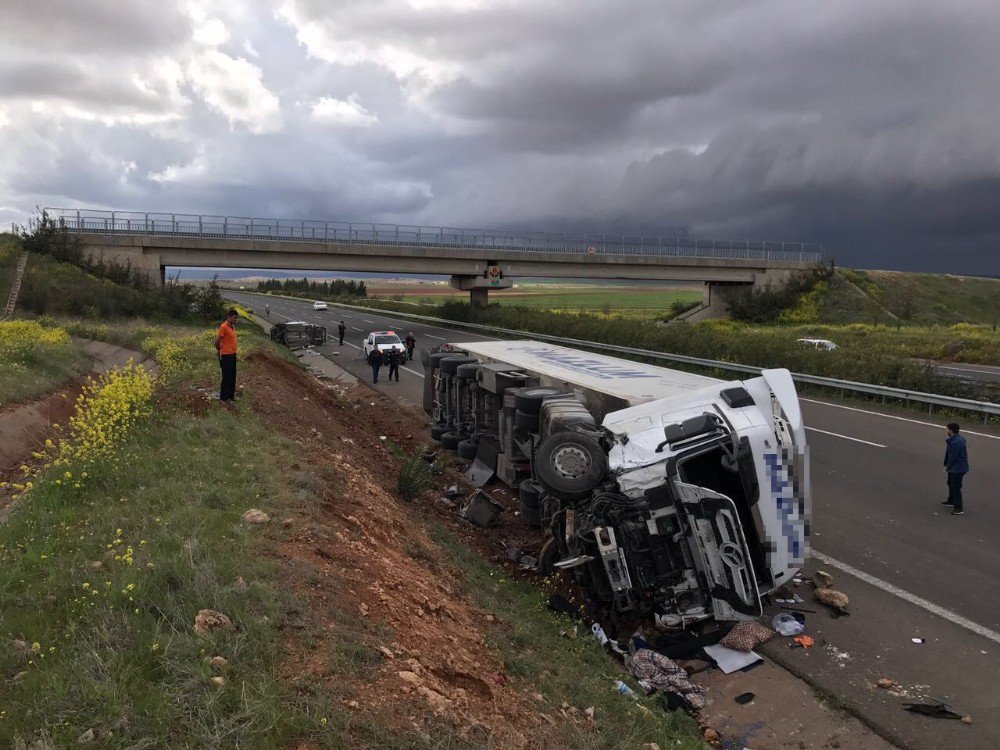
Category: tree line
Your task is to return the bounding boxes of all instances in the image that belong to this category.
[256,277,367,298]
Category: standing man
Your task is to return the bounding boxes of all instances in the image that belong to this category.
[264,303,270,318]
[404,332,416,361]
[942,422,970,516]
[367,345,384,383]
[338,320,346,346]
[386,347,401,382]
[214,308,239,404]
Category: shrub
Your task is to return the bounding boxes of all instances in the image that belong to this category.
[396,449,432,502]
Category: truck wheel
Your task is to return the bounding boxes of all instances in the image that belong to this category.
[440,355,476,374]
[534,432,607,501]
[514,410,539,433]
[519,479,543,527]
[455,363,480,380]
[428,352,453,371]
[457,439,479,459]
[515,386,566,415]
[441,432,465,450]
[430,424,448,441]
[538,538,559,575]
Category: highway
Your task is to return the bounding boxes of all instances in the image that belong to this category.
[230,291,1000,750]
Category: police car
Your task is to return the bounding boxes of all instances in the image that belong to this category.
[312,301,328,311]
[363,331,406,359]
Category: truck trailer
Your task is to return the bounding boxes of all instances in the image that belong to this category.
[422,340,810,625]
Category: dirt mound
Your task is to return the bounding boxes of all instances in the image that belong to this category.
[243,351,541,746]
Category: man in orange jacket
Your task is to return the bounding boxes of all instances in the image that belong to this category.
[214,308,239,403]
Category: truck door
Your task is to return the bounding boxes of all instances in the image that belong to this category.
[674,481,763,620]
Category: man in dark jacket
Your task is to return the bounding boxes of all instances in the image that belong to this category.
[404,333,416,361]
[367,346,384,383]
[386,347,401,382]
[338,321,346,345]
[942,422,970,515]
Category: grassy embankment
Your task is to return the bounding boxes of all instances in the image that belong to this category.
[2,325,705,745]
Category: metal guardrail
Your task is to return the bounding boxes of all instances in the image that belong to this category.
[252,293,1000,419]
[45,207,823,264]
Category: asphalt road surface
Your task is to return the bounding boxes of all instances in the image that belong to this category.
[231,292,1000,750]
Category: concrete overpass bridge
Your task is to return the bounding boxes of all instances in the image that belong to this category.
[49,208,822,314]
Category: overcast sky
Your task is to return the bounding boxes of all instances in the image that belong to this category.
[2,0,998,274]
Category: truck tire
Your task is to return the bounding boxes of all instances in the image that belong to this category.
[457,439,479,459]
[534,432,608,501]
[455,363,480,380]
[519,479,543,526]
[440,355,476,374]
[514,410,539,433]
[515,386,566,415]
[538,538,559,575]
[441,432,465,450]
[430,424,448,441]
[428,352,453,371]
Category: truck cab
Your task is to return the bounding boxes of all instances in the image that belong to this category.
[423,340,810,625]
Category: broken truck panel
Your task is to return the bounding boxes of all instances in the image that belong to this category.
[423,339,811,624]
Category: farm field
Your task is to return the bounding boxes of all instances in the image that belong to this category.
[369,282,703,319]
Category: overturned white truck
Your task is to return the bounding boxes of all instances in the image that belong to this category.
[423,340,810,625]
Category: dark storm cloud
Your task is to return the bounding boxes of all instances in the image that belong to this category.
[1,0,998,274]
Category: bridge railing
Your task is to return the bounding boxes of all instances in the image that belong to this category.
[45,207,824,263]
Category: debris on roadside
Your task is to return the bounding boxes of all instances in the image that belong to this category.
[813,570,835,588]
[703,643,763,674]
[772,612,805,636]
[460,490,503,528]
[242,508,270,524]
[877,677,895,689]
[814,587,850,616]
[903,701,963,720]
[790,636,814,650]
[193,609,235,636]
[625,646,707,711]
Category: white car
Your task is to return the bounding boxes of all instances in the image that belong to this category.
[363,331,406,359]
[796,338,838,351]
[312,301,328,311]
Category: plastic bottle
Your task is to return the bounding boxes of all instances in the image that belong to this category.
[613,680,638,700]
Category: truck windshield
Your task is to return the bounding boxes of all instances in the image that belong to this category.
[375,335,401,345]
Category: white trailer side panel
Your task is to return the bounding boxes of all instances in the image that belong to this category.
[451,340,721,406]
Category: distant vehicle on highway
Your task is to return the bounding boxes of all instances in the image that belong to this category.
[363,331,406,359]
[312,300,328,311]
[797,338,838,351]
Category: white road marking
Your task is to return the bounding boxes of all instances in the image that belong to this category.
[805,426,886,448]
[363,319,375,324]
[801,398,1000,440]
[426,334,445,340]
[401,366,425,379]
[812,550,1000,646]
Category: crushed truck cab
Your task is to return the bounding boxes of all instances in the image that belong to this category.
[423,340,810,625]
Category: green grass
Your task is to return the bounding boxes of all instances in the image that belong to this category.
[0,387,345,747]
[375,285,703,320]
[429,525,706,750]
[809,269,1000,326]
[0,320,86,408]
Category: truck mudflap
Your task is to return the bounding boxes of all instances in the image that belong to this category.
[466,436,500,487]
[675,482,763,619]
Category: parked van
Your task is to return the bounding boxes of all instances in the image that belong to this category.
[423,340,810,624]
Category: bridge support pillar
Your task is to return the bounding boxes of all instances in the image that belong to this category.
[450,271,512,308]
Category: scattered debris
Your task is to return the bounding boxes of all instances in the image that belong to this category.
[77,728,105,744]
[193,609,236,636]
[560,625,578,640]
[735,692,755,704]
[962,715,973,724]
[790,636,815,650]
[904,702,963,720]
[460,490,503,528]
[912,638,925,644]
[613,680,639,700]
[721,620,776,651]
[703,644,763,674]
[626,648,707,711]
[877,678,895,689]
[242,508,270,524]
[210,675,227,687]
[814,587,850,616]
[209,656,230,670]
[443,485,462,499]
[772,612,805,636]
[583,706,595,720]
[813,570,835,588]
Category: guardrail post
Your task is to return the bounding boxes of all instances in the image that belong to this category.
[223,217,227,237]
[76,209,81,230]
[144,212,148,234]
[199,216,203,235]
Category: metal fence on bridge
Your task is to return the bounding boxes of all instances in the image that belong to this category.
[45,207,823,263]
